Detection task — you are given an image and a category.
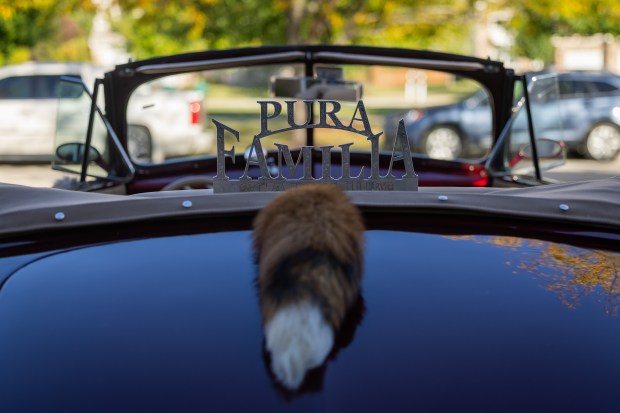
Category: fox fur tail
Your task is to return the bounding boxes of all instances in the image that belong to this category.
[253,184,364,390]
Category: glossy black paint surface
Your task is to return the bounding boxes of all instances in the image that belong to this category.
[1,229,619,412]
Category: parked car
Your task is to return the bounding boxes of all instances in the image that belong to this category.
[1,173,619,412]
[400,71,620,161]
[125,76,213,163]
[0,62,212,163]
[0,62,95,162]
[48,45,566,194]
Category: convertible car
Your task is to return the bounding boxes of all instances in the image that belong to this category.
[50,45,565,194]
[1,175,619,411]
[5,46,614,412]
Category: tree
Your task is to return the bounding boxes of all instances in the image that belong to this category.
[111,0,479,59]
[508,0,620,63]
[477,236,620,315]
[0,0,95,64]
[3,0,619,65]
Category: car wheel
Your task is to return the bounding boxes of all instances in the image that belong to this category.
[127,125,153,163]
[585,123,620,161]
[423,126,462,160]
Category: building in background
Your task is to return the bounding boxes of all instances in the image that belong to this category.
[553,34,620,74]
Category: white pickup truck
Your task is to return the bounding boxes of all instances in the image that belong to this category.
[0,62,212,163]
[126,82,212,163]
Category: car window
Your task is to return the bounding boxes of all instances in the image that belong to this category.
[312,65,493,161]
[54,79,132,182]
[125,62,495,164]
[126,64,305,164]
[126,63,494,164]
[558,79,589,97]
[502,74,564,176]
[0,75,80,99]
[588,80,619,93]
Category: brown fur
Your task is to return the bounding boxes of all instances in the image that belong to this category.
[253,184,365,330]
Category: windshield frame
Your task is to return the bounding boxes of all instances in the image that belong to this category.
[103,45,515,167]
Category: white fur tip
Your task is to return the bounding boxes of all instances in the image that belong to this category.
[265,302,334,390]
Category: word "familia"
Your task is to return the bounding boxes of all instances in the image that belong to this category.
[212,100,418,193]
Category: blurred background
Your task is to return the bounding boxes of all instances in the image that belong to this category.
[3,0,619,70]
[1,0,619,186]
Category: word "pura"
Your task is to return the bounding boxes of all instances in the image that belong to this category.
[212,100,418,193]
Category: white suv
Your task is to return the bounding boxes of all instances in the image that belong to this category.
[0,63,98,162]
[0,62,212,163]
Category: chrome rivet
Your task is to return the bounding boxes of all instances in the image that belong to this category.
[182,200,193,208]
[54,212,66,221]
[438,195,448,202]
[559,204,570,212]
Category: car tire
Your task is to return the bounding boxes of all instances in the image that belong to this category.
[423,126,463,160]
[127,125,153,163]
[584,122,620,161]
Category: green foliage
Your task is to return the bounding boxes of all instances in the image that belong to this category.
[509,0,620,62]
[0,0,95,63]
[112,0,478,59]
[0,2,53,62]
[510,4,556,62]
[2,0,620,65]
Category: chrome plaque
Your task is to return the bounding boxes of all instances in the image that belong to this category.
[212,100,418,193]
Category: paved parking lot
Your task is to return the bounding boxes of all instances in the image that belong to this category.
[0,164,74,188]
[544,157,620,181]
[1,157,617,189]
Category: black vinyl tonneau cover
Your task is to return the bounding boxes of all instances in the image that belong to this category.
[1,177,619,238]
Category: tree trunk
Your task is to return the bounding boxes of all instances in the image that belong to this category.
[287,0,305,44]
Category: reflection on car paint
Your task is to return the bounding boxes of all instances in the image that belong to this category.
[2,228,620,410]
[446,235,620,315]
